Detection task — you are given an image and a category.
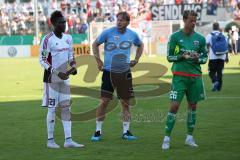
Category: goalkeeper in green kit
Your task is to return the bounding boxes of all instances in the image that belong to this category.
[161,10,208,150]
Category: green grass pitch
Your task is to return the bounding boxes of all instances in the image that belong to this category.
[0,55,239,160]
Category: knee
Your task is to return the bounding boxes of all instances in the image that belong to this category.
[100,98,111,107]
[170,102,180,113]
[60,106,71,121]
[188,102,197,110]
[60,106,70,112]
[121,100,130,108]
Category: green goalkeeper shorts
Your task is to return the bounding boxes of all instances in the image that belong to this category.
[169,75,205,103]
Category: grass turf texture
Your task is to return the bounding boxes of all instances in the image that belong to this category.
[0,55,239,160]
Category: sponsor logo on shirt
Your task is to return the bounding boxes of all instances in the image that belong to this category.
[174,45,180,55]
[41,50,48,60]
[66,39,71,45]
[119,41,131,50]
[42,50,47,57]
[193,40,199,46]
[114,36,120,41]
[105,42,117,51]
[56,48,70,52]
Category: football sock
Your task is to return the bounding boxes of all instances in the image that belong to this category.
[46,108,56,139]
[186,134,193,140]
[62,120,72,139]
[165,112,176,136]
[48,138,54,141]
[123,122,130,134]
[163,135,170,141]
[187,109,196,135]
[96,121,103,134]
[65,137,72,142]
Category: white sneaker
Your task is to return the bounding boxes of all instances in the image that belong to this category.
[47,140,60,149]
[64,140,84,148]
[185,135,198,147]
[162,136,170,150]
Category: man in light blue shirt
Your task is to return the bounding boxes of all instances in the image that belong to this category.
[91,11,144,141]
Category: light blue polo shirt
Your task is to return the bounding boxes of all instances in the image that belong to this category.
[97,26,142,73]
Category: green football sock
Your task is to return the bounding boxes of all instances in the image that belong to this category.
[165,112,176,136]
[187,109,196,135]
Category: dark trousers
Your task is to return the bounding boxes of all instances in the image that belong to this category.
[208,59,225,91]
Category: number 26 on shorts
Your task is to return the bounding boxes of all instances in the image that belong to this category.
[170,91,177,100]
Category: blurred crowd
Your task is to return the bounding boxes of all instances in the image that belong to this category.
[229,1,240,21]
[0,0,234,35]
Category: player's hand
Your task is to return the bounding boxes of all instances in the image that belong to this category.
[66,67,77,76]
[182,52,191,59]
[130,60,138,67]
[97,60,103,71]
[58,72,69,80]
[191,52,199,61]
[225,57,229,63]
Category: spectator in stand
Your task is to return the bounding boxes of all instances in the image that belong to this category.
[42,0,49,17]
[175,0,183,4]
[66,0,71,14]
[67,15,74,34]
[96,0,103,15]
[51,0,58,10]
[195,0,203,4]
[78,16,88,34]
[164,0,175,4]
[61,0,67,13]
[233,2,240,21]
[207,0,218,15]
[76,0,83,15]
[231,26,239,55]
[86,8,93,23]
[229,0,238,13]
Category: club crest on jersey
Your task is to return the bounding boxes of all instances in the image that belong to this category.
[41,50,47,60]
[42,50,47,57]
[114,36,120,41]
[193,41,199,46]
[66,39,71,45]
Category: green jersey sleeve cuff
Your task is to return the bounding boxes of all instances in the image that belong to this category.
[198,57,207,64]
[167,55,182,62]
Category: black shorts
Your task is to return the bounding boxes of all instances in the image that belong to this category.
[101,70,134,100]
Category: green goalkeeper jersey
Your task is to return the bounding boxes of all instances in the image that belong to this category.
[167,29,208,76]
